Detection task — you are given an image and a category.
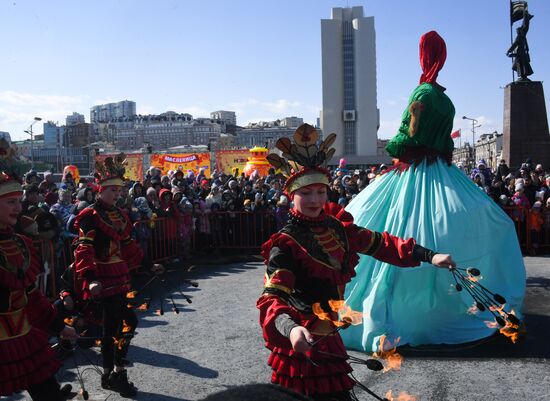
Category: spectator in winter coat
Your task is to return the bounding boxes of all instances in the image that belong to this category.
[496,159,510,181]
[129,182,144,202]
[146,187,160,214]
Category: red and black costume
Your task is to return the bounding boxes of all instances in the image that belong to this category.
[257,125,435,400]
[73,153,143,396]
[0,142,69,400]
[0,230,67,398]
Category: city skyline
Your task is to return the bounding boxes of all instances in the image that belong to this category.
[1,0,549,145]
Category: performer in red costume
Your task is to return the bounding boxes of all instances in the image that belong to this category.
[257,125,456,401]
[0,139,77,401]
[73,154,145,397]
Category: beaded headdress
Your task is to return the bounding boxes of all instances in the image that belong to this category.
[266,124,336,194]
[95,153,127,187]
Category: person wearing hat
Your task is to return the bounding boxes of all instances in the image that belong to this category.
[257,124,455,401]
[0,145,77,400]
[73,154,160,397]
[342,31,525,353]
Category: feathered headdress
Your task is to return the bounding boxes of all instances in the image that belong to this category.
[0,137,24,198]
[266,124,336,194]
[95,153,127,187]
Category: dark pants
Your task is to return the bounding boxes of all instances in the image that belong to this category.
[27,376,63,401]
[101,294,138,370]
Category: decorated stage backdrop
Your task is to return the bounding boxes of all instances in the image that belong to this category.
[151,153,211,176]
[215,150,249,174]
[95,153,144,182]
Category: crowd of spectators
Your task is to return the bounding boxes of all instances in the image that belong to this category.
[16,157,550,271]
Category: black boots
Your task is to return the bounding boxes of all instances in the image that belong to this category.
[101,370,137,398]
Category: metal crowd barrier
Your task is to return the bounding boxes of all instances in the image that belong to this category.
[32,238,58,299]
[32,208,549,300]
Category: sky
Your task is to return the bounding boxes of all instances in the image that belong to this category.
[1,0,549,144]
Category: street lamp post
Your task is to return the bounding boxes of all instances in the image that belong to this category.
[24,117,42,169]
[462,116,481,168]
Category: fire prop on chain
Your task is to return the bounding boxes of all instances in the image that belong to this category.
[311,301,417,401]
[450,267,521,342]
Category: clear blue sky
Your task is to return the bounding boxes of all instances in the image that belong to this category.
[1,0,549,143]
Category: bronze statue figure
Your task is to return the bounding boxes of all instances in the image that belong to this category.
[507,3,534,81]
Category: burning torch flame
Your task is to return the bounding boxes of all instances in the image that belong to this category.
[126,291,137,299]
[113,321,133,350]
[467,302,479,315]
[373,335,403,372]
[312,300,366,327]
[385,390,417,401]
[484,320,499,329]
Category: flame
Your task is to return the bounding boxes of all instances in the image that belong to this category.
[484,320,499,329]
[126,291,137,299]
[385,390,417,401]
[484,305,521,343]
[312,302,331,321]
[328,300,364,326]
[137,302,148,311]
[465,274,482,283]
[122,320,132,333]
[312,300,365,327]
[64,317,75,326]
[373,335,403,372]
[489,303,506,317]
[467,302,479,315]
[112,321,133,350]
[499,309,520,343]
[113,336,127,351]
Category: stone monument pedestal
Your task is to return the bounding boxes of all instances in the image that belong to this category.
[503,80,550,169]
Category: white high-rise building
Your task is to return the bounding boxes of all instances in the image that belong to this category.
[321,6,380,162]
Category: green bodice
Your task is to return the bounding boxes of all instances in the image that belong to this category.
[385,82,455,158]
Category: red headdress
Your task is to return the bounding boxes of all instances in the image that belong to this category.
[419,30,447,85]
[95,153,127,188]
[0,137,23,198]
[266,124,336,195]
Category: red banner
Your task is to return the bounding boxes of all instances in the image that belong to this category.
[451,129,461,139]
[150,153,211,176]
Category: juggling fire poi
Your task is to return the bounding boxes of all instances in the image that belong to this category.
[449,267,521,342]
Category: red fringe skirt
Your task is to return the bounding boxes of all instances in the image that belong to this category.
[267,334,355,396]
[0,328,61,396]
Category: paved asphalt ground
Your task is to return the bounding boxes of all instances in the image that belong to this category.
[8,255,550,401]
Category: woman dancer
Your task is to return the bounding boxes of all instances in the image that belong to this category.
[341,31,525,352]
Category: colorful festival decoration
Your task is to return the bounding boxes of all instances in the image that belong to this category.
[215,150,250,174]
[243,146,271,177]
[150,153,211,177]
[63,164,80,184]
[95,153,144,182]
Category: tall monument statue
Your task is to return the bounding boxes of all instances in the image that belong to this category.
[502,1,550,169]
[506,3,533,81]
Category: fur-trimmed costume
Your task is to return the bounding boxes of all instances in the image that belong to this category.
[257,203,423,398]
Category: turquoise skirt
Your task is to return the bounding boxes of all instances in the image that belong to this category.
[341,160,526,352]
